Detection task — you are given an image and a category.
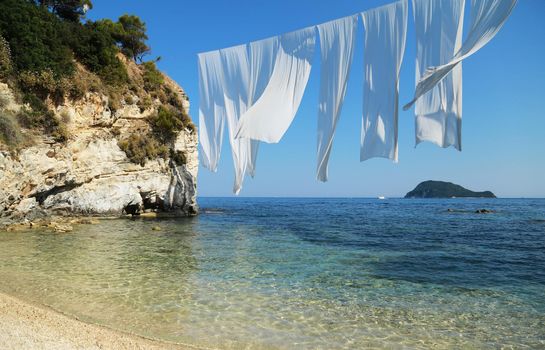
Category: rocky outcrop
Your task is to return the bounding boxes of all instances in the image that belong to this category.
[405,180,496,199]
[0,78,198,226]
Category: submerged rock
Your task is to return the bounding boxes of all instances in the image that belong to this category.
[50,223,73,233]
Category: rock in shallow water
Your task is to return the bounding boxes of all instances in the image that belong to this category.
[475,209,494,214]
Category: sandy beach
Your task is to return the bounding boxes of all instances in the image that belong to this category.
[0,292,196,350]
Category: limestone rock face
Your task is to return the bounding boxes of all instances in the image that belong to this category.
[0,82,198,225]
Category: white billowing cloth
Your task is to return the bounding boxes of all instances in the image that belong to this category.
[316,15,358,182]
[197,0,517,192]
[404,0,517,130]
[409,0,465,150]
[219,45,257,194]
[236,26,316,143]
[360,0,408,162]
[198,50,225,172]
[245,37,280,176]
[198,37,281,194]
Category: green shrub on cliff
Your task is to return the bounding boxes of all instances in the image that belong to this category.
[142,61,164,91]
[118,133,169,166]
[171,150,187,165]
[150,105,184,141]
[15,95,69,143]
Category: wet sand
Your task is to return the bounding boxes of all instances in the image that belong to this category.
[0,292,198,350]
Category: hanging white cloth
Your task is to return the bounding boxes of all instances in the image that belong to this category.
[217,37,281,193]
[404,0,517,112]
[219,44,256,194]
[316,15,358,182]
[199,37,281,194]
[408,0,465,150]
[235,26,316,143]
[360,0,408,162]
[198,50,225,172]
[245,37,280,176]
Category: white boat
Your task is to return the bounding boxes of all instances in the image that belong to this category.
[378,196,386,200]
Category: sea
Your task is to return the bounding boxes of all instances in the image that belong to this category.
[0,197,544,349]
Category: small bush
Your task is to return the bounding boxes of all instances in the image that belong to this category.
[171,150,187,165]
[16,103,69,143]
[163,85,185,109]
[18,69,74,104]
[150,105,184,142]
[153,89,168,105]
[97,55,128,87]
[17,96,51,129]
[137,95,152,112]
[0,35,12,79]
[0,111,23,148]
[70,65,103,100]
[19,70,58,97]
[107,90,122,112]
[118,133,168,166]
[51,121,69,142]
[142,61,163,91]
[21,92,47,113]
[60,110,72,124]
[0,90,11,109]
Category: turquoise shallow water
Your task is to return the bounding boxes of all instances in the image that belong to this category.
[0,198,544,349]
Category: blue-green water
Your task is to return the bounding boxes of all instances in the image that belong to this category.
[0,198,544,349]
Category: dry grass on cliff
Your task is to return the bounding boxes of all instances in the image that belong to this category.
[0,111,23,148]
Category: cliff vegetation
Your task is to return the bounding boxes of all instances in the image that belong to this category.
[0,0,195,165]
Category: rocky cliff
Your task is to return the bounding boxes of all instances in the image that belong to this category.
[0,66,198,227]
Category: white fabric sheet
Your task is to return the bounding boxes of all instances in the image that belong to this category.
[198,50,225,172]
[360,0,408,162]
[404,0,517,115]
[245,37,280,176]
[217,37,282,194]
[408,0,465,150]
[316,16,358,182]
[219,44,256,194]
[236,26,316,143]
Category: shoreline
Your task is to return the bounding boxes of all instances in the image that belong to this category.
[0,291,198,350]
[1,212,195,232]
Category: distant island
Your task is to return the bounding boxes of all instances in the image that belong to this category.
[405,181,496,198]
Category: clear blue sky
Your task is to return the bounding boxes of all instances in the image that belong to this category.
[88,0,545,198]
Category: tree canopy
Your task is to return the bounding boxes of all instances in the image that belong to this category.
[116,15,150,62]
[0,0,75,77]
[37,0,93,22]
